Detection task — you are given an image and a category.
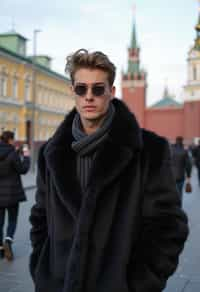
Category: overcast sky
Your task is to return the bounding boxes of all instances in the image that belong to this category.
[0,0,198,105]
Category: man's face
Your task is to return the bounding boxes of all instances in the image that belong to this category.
[72,68,115,126]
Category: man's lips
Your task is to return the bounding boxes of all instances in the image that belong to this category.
[83,106,96,111]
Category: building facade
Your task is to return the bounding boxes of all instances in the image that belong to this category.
[0,31,74,148]
[122,9,200,144]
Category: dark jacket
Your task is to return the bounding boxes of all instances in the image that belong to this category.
[0,142,30,207]
[194,145,200,167]
[30,98,189,292]
[171,144,192,181]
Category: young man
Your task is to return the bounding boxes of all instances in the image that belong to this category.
[30,49,189,292]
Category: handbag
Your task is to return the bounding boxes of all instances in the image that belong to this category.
[185,182,192,193]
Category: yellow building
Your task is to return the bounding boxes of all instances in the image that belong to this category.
[0,31,74,147]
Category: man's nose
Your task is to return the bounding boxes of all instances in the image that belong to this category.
[85,87,94,100]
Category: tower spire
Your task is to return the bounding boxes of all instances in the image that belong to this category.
[194,0,200,49]
[130,19,138,49]
[127,8,140,76]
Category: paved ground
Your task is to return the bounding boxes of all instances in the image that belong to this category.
[164,167,200,292]
[0,168,199,292]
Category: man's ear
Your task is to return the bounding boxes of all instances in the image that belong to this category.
[111,86,116,98]
[70,84,74,95]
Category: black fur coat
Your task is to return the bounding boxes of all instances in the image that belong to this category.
[30,98,188,292]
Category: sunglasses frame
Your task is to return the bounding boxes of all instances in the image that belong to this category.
[73,82,107,97]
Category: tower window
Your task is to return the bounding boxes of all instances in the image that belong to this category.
[193,66,197,80]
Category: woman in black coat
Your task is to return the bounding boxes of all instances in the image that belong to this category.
[0,131,30,260]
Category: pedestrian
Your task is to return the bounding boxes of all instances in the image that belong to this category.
[171,136,192,202]
[30,49,189,292]
[193,139,200,186]
[0,131,30,260]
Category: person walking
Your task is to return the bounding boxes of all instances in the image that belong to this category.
[0,131,30,260]
[171,136,192,201]
[30,49,189,292]
[194,139,200,186]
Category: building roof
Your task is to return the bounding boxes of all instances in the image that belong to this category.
[0,31,28,41]
[151,87,182,108]
[0,45,69,82]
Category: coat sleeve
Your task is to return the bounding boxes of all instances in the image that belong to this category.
[29,144,48,281]
[128,139,189,292]
[10,151,30,174]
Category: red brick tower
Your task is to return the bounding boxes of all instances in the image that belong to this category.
[122,19,147,127]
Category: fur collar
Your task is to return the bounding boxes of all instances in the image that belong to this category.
[44,98,143,220]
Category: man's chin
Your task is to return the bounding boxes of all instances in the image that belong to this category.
[82,113,99,121]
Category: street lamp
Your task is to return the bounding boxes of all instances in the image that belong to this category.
[30,29,41,172]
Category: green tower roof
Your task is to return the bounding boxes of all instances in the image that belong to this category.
[0,31,27,56]
[130,21,138,49]
[128,60,139,75]
[151,87,182,108]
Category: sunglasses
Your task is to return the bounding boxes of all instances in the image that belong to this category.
[73,83,106,97]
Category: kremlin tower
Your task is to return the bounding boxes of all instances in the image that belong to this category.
[122,6,200,144]
[121,20,147,127]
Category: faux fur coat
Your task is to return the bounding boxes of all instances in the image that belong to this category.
[30,98,189,292]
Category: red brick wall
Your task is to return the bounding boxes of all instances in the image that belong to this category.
[145,107,184,142]
[122,86,146,127]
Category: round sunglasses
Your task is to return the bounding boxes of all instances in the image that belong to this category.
[73,83,106,97]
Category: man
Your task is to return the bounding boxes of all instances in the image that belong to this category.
[193,139,200,186]
[171,136,192,200]
[0,131,30,260]
[30,49,189,292]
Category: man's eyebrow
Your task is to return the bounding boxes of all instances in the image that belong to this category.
[74,82,105,85]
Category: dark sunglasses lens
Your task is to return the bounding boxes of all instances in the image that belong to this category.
[74,85,87,96]
[92,86,105,96]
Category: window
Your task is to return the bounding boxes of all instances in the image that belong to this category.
[13,77,18,99]
[193,66,197,80]
[25,79,31,102]
[13,128,18,140]
[0,74,8,96]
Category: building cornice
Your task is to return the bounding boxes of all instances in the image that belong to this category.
[0,96,23,107]
[0,46,70,83]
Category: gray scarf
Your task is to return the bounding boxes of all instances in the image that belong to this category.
[72,103,115,156]
[71,103,115,191]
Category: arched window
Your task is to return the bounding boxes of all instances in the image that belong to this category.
[0,67,8,97]
[12,75,18,99]
[24,75,31,102]
[193,66,197,80]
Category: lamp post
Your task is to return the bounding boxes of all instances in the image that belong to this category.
[30,29,41,172]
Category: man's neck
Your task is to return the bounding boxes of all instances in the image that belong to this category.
[81,117,106,135]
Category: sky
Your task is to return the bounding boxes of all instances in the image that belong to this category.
[0,0,199,106]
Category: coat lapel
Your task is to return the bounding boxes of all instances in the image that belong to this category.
[89,138,134,193]
[44,110,82,220]
[88,98,143,192]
